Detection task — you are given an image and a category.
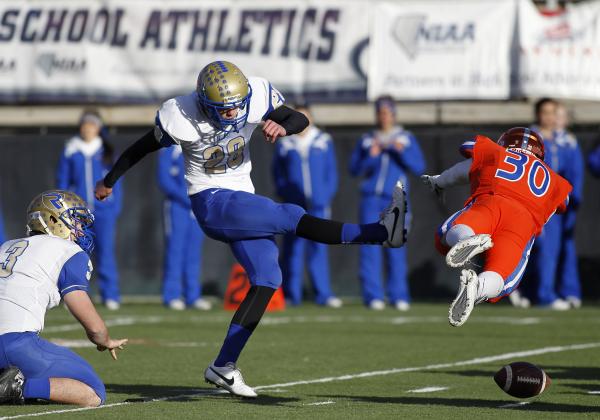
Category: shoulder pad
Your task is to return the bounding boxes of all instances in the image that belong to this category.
[247,77,285,123]
[157,93,215,143]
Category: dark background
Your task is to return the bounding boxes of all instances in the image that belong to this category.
[1,124,598,300]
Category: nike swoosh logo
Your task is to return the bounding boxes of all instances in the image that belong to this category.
[210,367,234,386]
[391,207,400,239]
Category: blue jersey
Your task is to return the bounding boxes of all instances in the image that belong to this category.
[56,136,122,214]
[272,126,337,209]
[555,129,584,207]
[589,144,600,177]
[349,125,425,197]
[157,146,191,208]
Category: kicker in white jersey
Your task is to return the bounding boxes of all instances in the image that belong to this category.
[154,77,284,195]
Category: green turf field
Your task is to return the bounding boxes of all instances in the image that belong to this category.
[1,302,599,419]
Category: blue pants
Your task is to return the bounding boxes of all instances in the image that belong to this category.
[92,210,120,303]
[558,210,581,299]
[191,189,305,289]
[532,215,562,304]
[162,201,205,305]
[0,332,105,403]
[282,206,335,305]
[359,194,410,304]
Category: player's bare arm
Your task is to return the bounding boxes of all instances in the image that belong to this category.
[262,105,309,143]
[64,290,128,360]
[95,129,163,201]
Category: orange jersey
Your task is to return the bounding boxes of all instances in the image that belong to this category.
[462,135,572,234]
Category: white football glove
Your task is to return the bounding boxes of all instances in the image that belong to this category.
[421,174,445,204]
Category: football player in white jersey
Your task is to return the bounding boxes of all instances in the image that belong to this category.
[95,61,406,398]
[0,190,127,407]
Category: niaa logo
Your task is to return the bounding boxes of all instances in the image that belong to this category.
[392,15,476,60]
[36,53,86,77]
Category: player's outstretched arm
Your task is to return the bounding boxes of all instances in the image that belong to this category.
[95,129,163,201]
[64,290,128,360]
[262,105,309,143]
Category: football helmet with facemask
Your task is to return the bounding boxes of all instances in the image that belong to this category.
[26,190,95,255]
[196,61,253,135]
[497,127,545,160]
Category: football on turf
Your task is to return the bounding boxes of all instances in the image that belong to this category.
[494,362,551,398]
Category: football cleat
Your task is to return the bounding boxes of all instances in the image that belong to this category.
[324,297,343,308]
[204,362,257,398]
[167,299,185,311]
[508,289,531,309]
[0,367,25,405]
[105,299,120,311]
[368,299,385,311]
[380,181,407,248]
[445,234,493,268]
[394,300,410,312]
[449,269,479,327]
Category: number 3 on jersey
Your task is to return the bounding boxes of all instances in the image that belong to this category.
[203,137,245,174]
[495,151,551,197]
[0,240,29,278]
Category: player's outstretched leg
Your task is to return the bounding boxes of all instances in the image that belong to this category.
[296,181,407,247]
[445,233,493,268]
[0,367,25,404]
[448,269,479,327]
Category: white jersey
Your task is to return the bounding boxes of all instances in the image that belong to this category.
[155,77,284,195]
[0,235,92,335]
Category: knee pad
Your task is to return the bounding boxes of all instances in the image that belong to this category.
[477,271,504,302]
[445,224,475,248]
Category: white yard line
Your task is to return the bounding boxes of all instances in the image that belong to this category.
[407,386,449,393]
[44,316,166,333]
[587,391,600,395]
[2,342,598,419]
[305,401,335,406]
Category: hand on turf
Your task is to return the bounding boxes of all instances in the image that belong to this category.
[262,120,286,143]
[97,338,128,361]
[421,174,445,204]
[95,180,113,201]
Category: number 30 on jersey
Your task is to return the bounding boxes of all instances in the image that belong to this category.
[495,151,551,197]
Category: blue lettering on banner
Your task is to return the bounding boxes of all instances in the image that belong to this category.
[0,7,342,63]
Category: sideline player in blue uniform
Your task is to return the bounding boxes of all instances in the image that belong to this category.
[528,99,571,310]
[554,103,583,308]
[0,190,127,406]
[272,105,341,308]
[95,61,407,398]
[157,146,211,310]
[349,96,425,311]
[56,111,122,310]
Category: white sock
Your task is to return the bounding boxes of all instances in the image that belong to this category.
[476,271,504,303]
[444,224,475,248]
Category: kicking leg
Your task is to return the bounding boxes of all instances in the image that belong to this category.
[192,183,406,248]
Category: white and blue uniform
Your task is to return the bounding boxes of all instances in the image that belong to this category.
[0,235,105,403]
[272,126,338,305]
[154,77,306,289]
[56,136,122,303]
[349,126,425,305]
[157,146,206,305]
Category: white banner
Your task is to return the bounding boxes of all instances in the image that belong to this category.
[515,0,600,100]
[368,0,516,100]
[0,0,371,103]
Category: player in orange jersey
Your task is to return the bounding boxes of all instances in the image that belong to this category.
[422,127,572,327]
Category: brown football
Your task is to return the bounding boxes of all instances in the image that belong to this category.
[494,362,551,398]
